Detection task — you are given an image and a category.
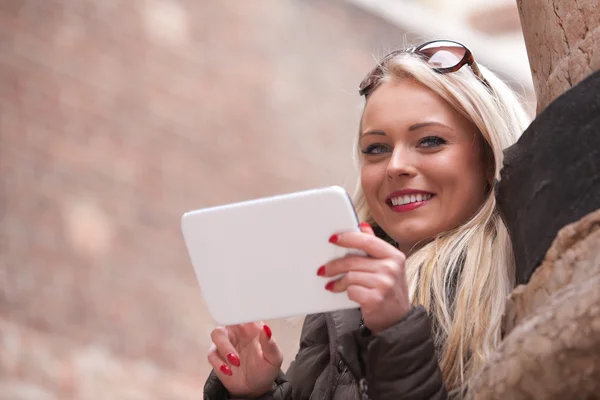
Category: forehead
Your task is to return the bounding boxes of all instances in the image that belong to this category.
[361,78,469,132]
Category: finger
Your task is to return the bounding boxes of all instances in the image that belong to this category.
[227,322,261,344]
[320,255,379,277]
[346,284,382,308]
[330,231,401,260]
[210,327,241,367]
[359,221,375,235]
[208,344,234,377]
[325,270,393,293]
[257,324,284,367]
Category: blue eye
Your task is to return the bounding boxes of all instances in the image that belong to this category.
[419,136,447,148]
[361,144,390,155]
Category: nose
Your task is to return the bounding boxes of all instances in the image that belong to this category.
[386,146,417,179]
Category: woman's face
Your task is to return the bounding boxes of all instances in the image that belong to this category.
[360,78,490,254]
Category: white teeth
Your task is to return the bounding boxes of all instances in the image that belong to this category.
[390,193,433,206]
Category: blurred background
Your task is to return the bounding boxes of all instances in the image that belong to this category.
[0,0,534,399]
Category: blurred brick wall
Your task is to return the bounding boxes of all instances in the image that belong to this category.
[0,1,415,398]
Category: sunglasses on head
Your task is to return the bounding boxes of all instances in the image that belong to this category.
[358,40,492,96]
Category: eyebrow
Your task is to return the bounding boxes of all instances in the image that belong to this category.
[409,121,453,132]
[360,121,453,137]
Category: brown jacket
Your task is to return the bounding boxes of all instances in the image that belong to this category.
[204,306,448,399]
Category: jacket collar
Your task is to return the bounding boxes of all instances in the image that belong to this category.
[324,308,364,392]
[324,307,362,363]
[328,308,362,338]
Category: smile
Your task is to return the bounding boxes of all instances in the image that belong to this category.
[386,191,435,212]
[390,193,433,206]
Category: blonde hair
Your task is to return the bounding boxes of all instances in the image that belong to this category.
[353,54,530,395]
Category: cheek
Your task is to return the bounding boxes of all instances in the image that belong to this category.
[360,164,384,201]
[431,144,485,182]
[434,153,487,211]
[419,154,463,189]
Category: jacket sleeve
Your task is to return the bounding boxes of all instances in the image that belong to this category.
[203,369,292,400]
[337,306,448,400]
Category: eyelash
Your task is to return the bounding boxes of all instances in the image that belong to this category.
[361,144,389,155]
[360,136,447,155]
[419,136,447,148]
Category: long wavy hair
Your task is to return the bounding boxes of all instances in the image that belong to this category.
[353,53,530,395]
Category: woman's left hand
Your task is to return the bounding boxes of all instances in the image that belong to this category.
[318,222,412,334]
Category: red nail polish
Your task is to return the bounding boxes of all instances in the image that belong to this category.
[360,222,371,229]
[325,281,335,291]
[329,234,339,243]
[263,324,272,340]
[227,353,240,367]
[317,266,326,276]
[220,364,233,376]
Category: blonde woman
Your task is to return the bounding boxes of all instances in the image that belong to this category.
[204,40,530,399]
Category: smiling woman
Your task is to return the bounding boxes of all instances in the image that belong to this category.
[203,41,531,400]
[352,45,531,396]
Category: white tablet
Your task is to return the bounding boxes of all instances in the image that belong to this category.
[181,186,362,325]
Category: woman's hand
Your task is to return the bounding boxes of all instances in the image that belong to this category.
[318,222,411,333]
[207,322,283,398]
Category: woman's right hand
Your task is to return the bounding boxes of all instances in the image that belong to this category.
[208,322,283,398]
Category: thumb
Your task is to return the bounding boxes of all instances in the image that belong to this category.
[258,324,283,367]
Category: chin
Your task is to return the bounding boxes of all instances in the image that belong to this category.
[387,227,435,250]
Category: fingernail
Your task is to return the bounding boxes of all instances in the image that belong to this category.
[325,281,335,291]
[227,353,240,367]
[328,234,339,244]
[220,364,233,376]
[263,324,272,340]
[360,222,371,229]
[317,266,326,276]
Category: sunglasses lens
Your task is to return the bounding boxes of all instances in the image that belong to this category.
[418,41,467,69]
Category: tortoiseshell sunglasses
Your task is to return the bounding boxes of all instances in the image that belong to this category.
[358,40,492,96]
